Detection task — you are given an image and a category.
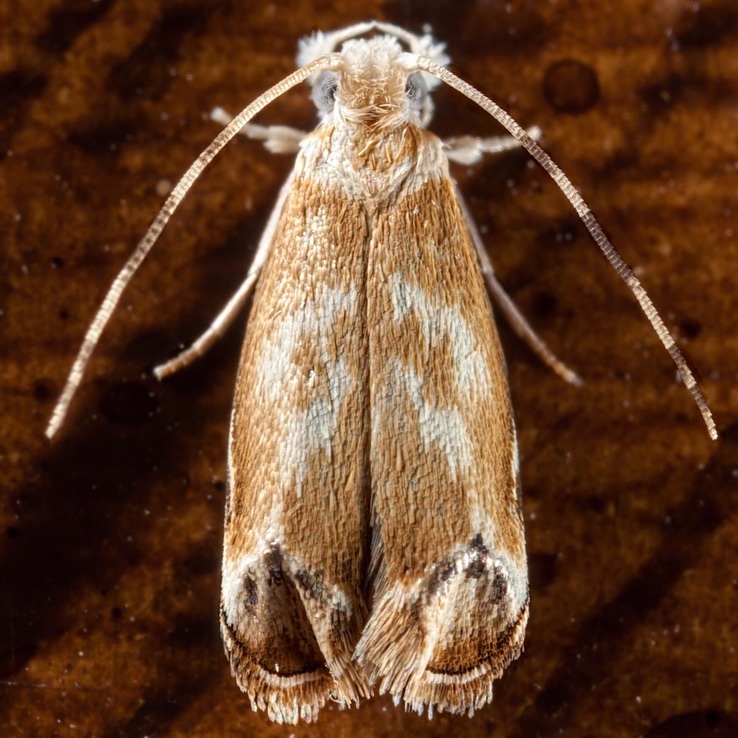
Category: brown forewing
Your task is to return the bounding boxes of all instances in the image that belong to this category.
[221,133,372,722]
[356,138,528,716]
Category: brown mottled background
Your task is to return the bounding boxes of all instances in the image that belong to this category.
[2,1,737,736]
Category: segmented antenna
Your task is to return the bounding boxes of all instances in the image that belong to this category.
[47,37,717,443]
[46,53,342,439]
[415,56,717,440]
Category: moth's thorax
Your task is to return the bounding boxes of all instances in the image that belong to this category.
[296,122,448,203]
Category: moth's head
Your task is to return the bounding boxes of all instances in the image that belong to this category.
[298,22,449,129]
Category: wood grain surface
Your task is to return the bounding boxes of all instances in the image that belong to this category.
[1,1,736,736]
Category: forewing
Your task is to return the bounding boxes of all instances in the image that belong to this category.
[356,150,528,716]
[221,133,371,724]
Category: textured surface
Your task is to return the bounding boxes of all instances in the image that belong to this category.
[2,1,737,737]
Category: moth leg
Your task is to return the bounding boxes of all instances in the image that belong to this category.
[457,188,582,386]
[154,172,295,379]
[153,271,258,379]
[444,125,542,165]
[211,107,306,154]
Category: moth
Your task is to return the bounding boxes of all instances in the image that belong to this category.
[47,21,717,725]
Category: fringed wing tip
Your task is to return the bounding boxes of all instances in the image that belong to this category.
[354,552,529,719]
[400,598,527,719]
[219,577,371,724]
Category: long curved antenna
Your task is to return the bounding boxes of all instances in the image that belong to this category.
[46,52,342,439]
[412,55,717,441]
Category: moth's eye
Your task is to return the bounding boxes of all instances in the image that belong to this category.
[311,71,339,113]
[405,73,428,112]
